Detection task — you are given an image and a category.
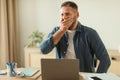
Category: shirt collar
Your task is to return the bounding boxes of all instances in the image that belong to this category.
[75,21,82,32]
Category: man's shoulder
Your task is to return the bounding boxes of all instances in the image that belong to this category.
[80,24,99,38]
[81,24,96,32]
[81,24,97,34]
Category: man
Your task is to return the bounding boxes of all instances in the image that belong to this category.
[40,1,110,73]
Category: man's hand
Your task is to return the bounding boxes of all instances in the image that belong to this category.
[60,18,73,32]
[52,18,73,45]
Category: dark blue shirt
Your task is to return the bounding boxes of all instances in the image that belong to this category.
[40,22,111,73]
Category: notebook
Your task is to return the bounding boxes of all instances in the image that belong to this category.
[41,59,79,80]
[21,68,39,76]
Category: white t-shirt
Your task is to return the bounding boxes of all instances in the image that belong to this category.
[64,30,76,59]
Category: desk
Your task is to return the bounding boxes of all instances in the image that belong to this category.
[0,68,41,80]
[36,72,120,80]
[36,72,84,80]
[1,72,120,80]
[0,72,83,80]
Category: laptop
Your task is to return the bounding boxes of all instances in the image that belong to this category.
[41,59,79,80]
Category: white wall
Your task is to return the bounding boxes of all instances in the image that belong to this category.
[18,0,38,66]
[18,0,120,66]
[37,0,120,49]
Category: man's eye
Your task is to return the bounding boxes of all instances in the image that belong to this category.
[61,14,63,16]
[66,13,70,16]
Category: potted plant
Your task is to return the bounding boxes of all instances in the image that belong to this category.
[25,31,44,47]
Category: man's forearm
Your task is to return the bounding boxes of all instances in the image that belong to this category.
[96,56,111,73]
[53,29,66,45]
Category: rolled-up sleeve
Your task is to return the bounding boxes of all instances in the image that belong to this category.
[40,27,59,54]
[40,36,55,54]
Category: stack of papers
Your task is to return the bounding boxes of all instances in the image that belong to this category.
[82,73,120,80]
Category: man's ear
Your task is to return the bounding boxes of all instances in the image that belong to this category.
[77,11,79,18]
[75,11,79,18]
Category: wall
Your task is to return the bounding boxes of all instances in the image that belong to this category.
[18,0,120,66]
[18,0,38,66]
[37,0,120,49]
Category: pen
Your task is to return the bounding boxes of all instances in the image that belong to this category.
[11,62,17,76]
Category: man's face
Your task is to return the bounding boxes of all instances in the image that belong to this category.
[60,6,78,30]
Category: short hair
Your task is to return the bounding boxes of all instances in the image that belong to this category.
[61,1,78,10]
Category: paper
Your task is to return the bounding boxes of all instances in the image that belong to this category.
[0,70,7,75]
[82,73,120,80]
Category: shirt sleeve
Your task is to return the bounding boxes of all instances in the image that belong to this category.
[87,29,111,73]
[40,27,59,54]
